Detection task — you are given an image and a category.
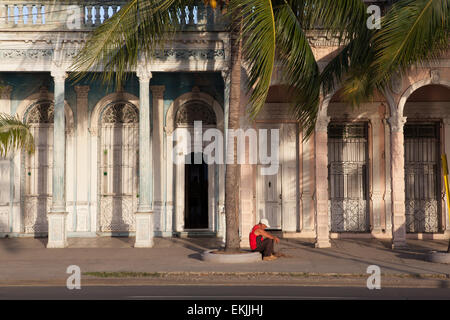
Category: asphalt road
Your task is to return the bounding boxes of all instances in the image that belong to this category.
[0,285,449,300]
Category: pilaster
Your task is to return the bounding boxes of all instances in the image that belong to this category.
[302,130,315,232]
[388,114,408,249]
[74,85,90,232]
[150,85,165,234]
[314,113,331,248]
[48,68,68,248]
[370,111,386,234]
[135,65,154,248]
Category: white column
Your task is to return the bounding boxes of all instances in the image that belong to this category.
[135,65,154,247]
[302,131,315,233]
[165,130,174,236]
[388,114,408,249]
[48,69,68,248]
[370,115,386,234]
[384,117,393,233]
[74,86,90,232]
[0,86,12,233]
[150,85,166,236]
[314,111,331,248]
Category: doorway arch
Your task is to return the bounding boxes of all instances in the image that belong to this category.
[166,89,223,234]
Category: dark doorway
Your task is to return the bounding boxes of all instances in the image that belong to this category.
[185,153,209,229]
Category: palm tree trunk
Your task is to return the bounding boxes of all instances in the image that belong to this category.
[224,10,242,253]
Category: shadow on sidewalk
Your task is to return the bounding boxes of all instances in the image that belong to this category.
[278,238,449,276]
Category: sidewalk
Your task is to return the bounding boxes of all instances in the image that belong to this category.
[1,236,449,286]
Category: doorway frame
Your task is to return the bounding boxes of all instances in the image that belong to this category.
[165,89,224,234]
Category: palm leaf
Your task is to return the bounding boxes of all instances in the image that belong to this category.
[272,0,369,137]
[320,25,378,107]
[71,0,194,86]
[274,2,320,138]
[0,113,35,157]
[228,0,277,117]
[371,0,450,91]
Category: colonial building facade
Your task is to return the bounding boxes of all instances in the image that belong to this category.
[0,1,449,248]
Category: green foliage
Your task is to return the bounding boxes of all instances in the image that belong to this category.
[0,113,35,157]
[71,0,450,138]
[371,0,449,92]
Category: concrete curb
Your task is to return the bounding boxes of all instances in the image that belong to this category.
[427,251,450,264]
[1,272,450,288]
[201,250,261,263]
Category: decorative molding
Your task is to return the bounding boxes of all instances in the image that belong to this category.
[150,85,165,99]
[397,77,450,117]
[101,102,139,124]
[74,85,90,98]
[50,68,67,82]
[0,49,53,60]
[165,90,224,135]
[16,91,74,135]
[154,49,225,60]
[175,102,217,127]
[27,101,54,123]
[388,115,407,133]
[431,69,440,84]
[136,63,152,82]
[307,31,341,47]
[391,73,403,95]
[90,92,140,136]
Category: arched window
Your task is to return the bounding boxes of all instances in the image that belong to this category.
[99,101,139,233]
[23,100,55,233]
[175,101,217,127]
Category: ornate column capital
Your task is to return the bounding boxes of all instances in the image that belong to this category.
[0,85,12,99]
[51,68,68,83]
[150,85,165,99]
[136,64,152,82]
[388,115,407,133]
[443,117,450,126]
[74,85,90,98]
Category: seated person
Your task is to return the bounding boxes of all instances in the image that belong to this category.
[249,219,280,261]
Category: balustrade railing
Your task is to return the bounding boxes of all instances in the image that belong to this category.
[0,1,226,31]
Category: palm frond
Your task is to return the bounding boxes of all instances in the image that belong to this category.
[71,0,194,86]
[274,2,320,138]
[302,0,368,40]
[228,0,277,117]
[0,113,35,157]
[320,25,378,107]
[371,0,450,91]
